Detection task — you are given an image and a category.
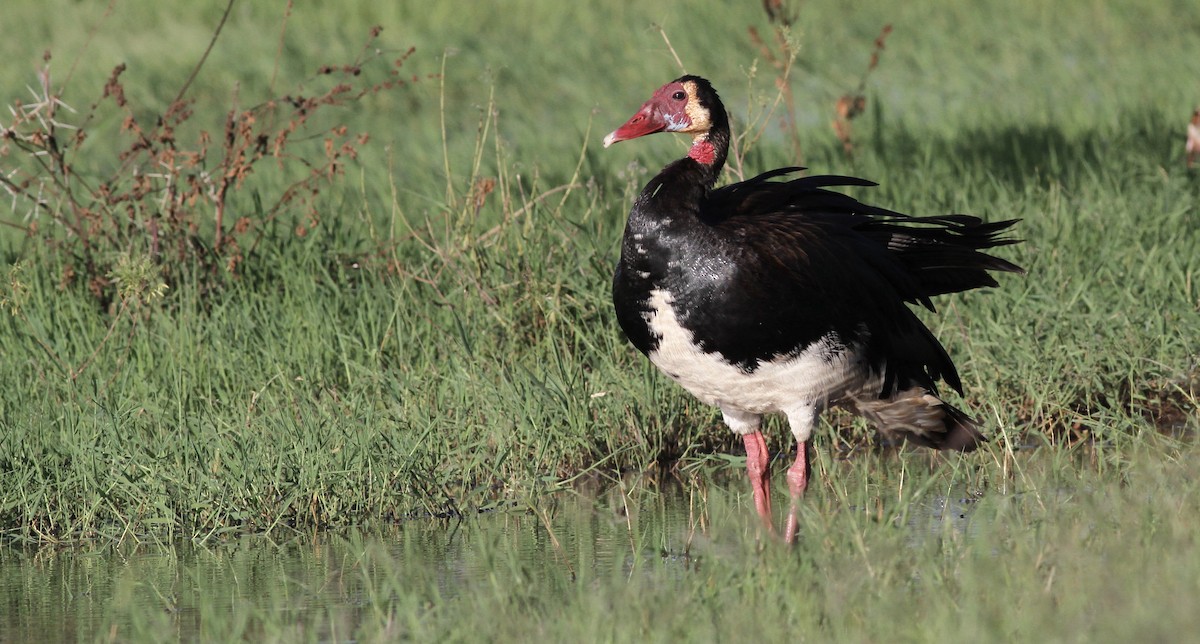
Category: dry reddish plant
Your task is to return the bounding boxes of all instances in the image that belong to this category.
[1186,108,1200,169]
[747,21,804,166]
[832,24,892,158]
[744,6,892,168]
[761,0,797,26]
[0,2,418,303]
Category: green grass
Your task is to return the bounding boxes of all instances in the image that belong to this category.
[0,0,1197,573]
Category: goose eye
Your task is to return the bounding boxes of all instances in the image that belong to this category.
[672,91,686,101]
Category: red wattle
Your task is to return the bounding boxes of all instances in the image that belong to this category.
[688,140,717,165]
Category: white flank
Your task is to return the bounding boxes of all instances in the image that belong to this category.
[645,289,873,428]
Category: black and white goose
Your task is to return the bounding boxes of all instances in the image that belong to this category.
[603,76,1022,543]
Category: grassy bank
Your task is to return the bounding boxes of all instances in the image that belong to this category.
[1,0,1198,543]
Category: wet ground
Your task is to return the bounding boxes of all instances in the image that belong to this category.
[0,478,983,641]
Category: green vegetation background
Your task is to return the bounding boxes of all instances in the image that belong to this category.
[1,0,1198,543]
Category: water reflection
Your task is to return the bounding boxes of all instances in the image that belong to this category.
[0,476,717,641]
[0,475,984,640]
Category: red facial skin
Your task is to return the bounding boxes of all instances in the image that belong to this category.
[603,82,692,147]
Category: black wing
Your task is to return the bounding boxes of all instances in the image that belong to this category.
[693,170,1022,396]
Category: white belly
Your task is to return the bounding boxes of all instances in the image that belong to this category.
[644,289,872,413]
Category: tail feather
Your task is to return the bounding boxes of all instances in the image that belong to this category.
[862,215,1025,304]
[851,388,985,452]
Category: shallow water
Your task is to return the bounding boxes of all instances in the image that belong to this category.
[0,477,982,641]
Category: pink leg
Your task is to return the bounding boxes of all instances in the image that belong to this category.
[782,438,811,544]
[742,431,773,533]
